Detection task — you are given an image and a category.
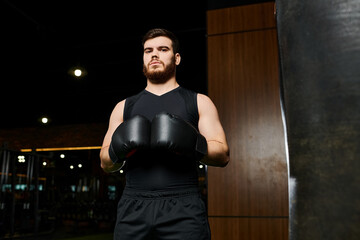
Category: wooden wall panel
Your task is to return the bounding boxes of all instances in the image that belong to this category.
[207,3,276,35]
[207,2,288,240]
[209,218,288,240]
[207,29,287,217]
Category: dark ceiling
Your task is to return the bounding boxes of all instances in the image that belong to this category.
[1,0,210,128]
[1,0,270,129]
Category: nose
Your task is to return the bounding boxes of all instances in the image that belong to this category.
[151,50,159,59]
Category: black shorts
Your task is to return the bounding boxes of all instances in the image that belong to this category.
[113,187,211,240]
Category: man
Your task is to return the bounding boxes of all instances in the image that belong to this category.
[100,28,229,240]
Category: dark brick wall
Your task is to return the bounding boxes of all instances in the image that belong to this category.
[0,123,108,151]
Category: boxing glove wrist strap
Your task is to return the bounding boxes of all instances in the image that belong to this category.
[108,143,119,164]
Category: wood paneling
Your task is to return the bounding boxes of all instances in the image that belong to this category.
[207,29,287,217]
[207,2,276,35]
[209,217,288,240]
[207,2,288,240]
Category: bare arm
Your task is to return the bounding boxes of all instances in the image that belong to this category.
[99,100,126,173]
[197,94,230,167]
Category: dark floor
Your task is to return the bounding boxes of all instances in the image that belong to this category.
[2,231,113,240]
[45,232,113,240]
[1,222,114,240]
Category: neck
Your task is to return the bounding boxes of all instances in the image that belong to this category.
[145,77,179,96]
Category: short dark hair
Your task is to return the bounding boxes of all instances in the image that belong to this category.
[142,28,180,54]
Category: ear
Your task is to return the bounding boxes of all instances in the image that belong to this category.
[175,53,181,65]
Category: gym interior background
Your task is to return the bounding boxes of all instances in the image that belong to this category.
[1,1,283,239]
[2,0,359,239]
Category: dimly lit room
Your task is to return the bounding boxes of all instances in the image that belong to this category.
[1,0,359,240]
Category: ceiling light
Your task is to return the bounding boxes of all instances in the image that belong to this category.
[41,117,48,124]
[68,67,87,78]
[74,69,82,77]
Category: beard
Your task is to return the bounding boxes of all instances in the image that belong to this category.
[143,57,176,84]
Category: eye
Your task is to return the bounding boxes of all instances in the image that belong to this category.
[160,47,169,52]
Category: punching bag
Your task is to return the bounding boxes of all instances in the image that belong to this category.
[276,1,360,239]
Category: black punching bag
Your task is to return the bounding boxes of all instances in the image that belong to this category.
[276,1,360,240]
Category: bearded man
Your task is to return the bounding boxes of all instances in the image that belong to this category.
[100,28,229,240]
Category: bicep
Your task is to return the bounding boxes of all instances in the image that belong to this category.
[197,94,227,143]
[101,100,125,147]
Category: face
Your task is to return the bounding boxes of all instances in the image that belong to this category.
[143,36,181,83]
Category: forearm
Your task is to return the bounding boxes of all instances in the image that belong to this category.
[201,140,229,167]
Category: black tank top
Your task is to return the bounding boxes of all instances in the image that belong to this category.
[123,86,200,190]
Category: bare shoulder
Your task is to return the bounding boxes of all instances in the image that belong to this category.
[197,93,212,103]
[110,99,126,124]
[114,99,126,112]
[197,93,218,115]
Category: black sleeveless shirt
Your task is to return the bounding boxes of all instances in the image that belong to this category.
[123,86,200,191]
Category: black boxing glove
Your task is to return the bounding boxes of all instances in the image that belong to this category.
[150,112,207,159]
[109,115,151,163]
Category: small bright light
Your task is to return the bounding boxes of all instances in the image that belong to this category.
[78,164,82,168]
[70,165,74,169]
[60,154,65,159]
[18,155,26,163]
[41,117,48,124]
[74,69,82,77]
[43,161,47,166]
[120,170,124,174]
[199,164,204,169]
